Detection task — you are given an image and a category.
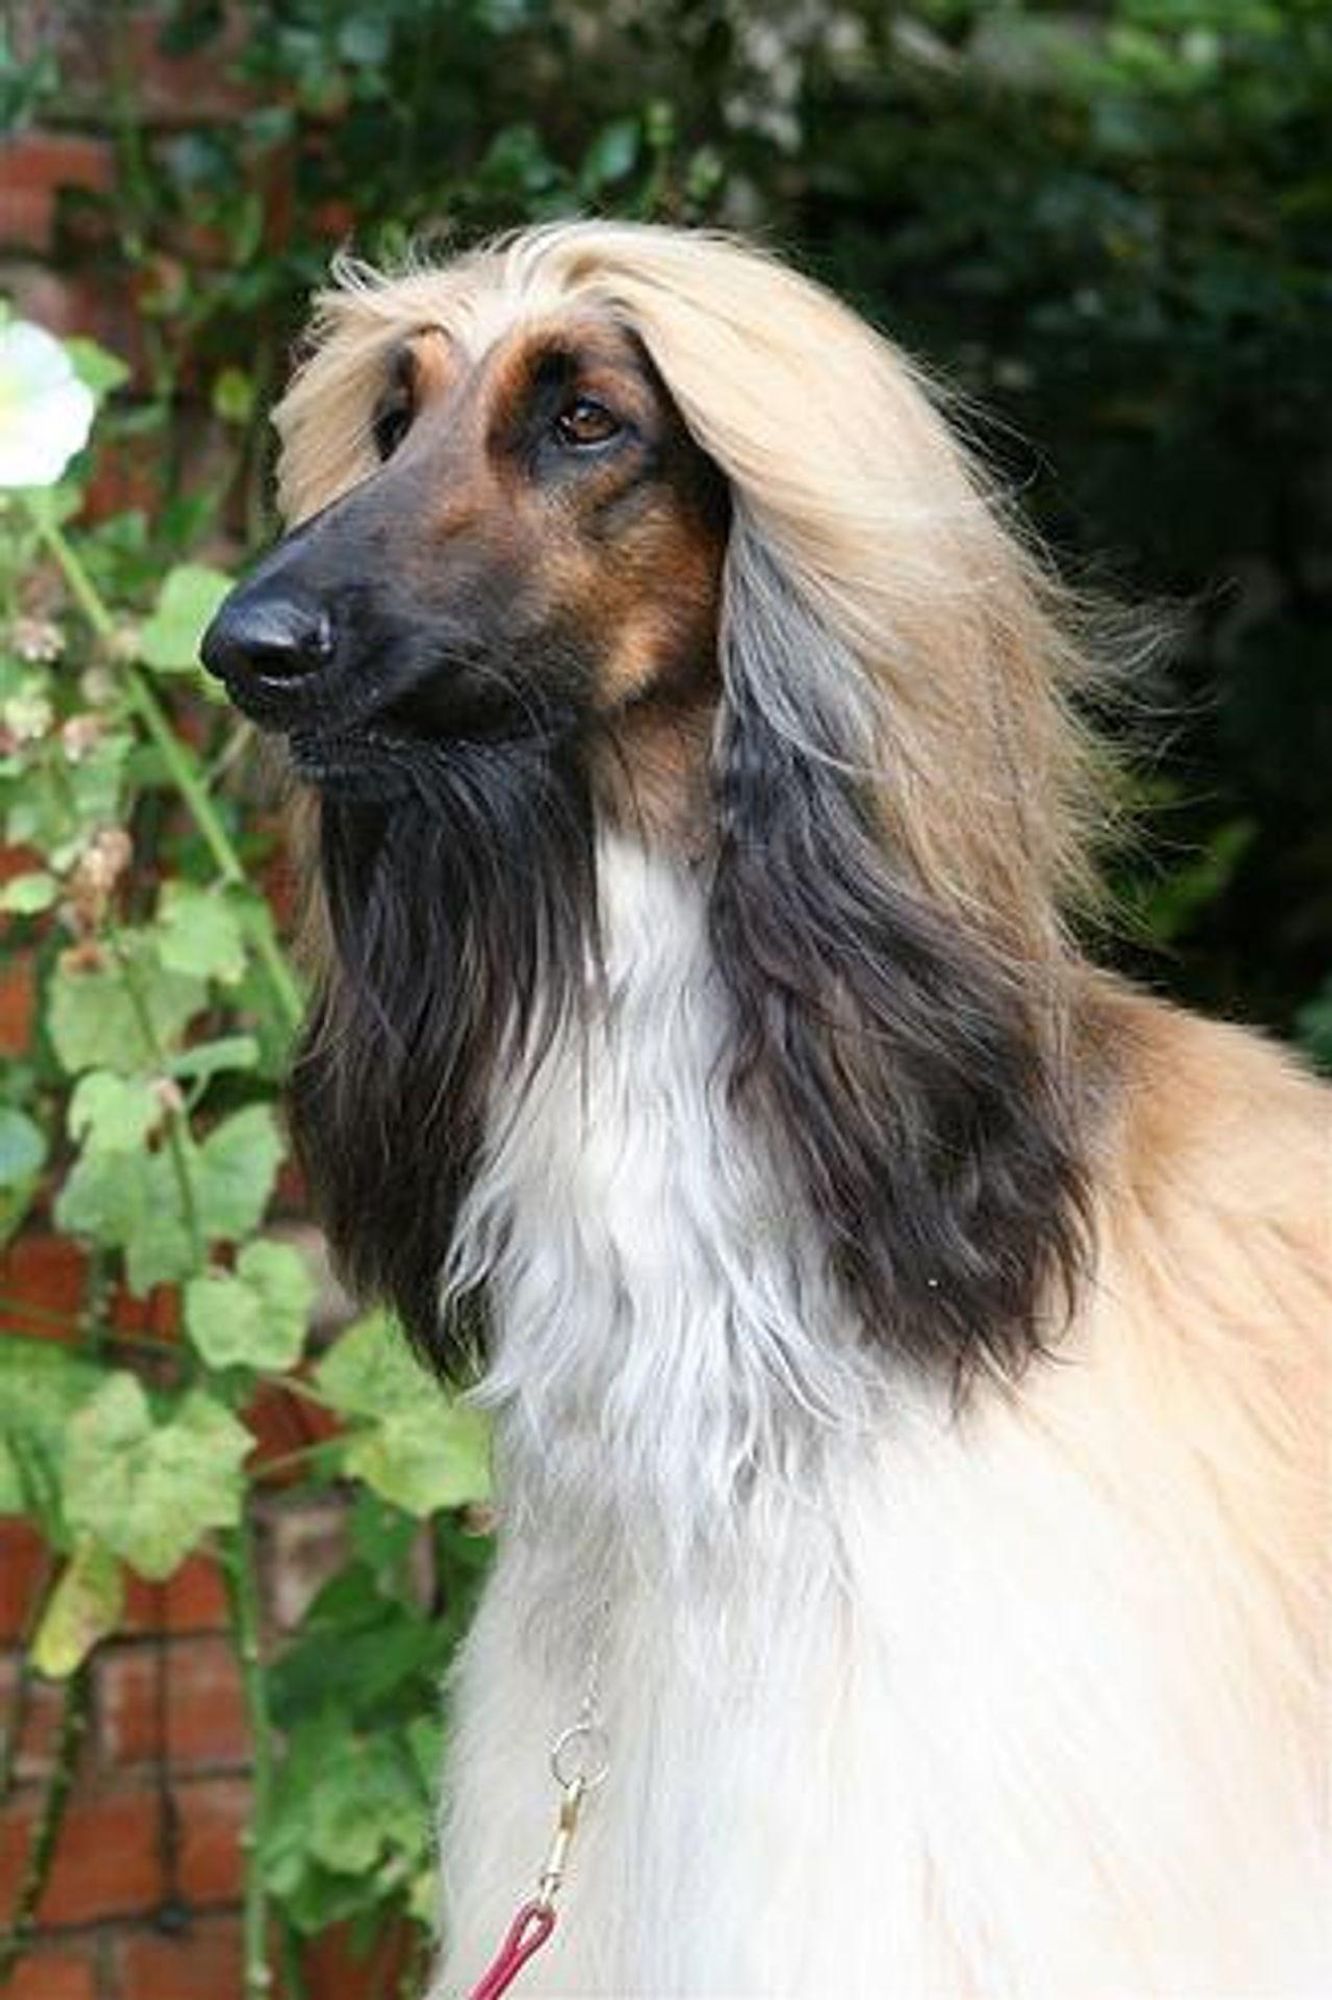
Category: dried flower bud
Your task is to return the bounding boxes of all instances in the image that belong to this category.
[8,615,64,663]
[3,688,54,743]
[79,665,118,708]
[66,825,133,930]
[60,714,105,763]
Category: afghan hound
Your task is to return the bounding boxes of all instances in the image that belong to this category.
[203,222,1330,1999]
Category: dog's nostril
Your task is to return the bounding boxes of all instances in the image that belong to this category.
[200,595,334,684]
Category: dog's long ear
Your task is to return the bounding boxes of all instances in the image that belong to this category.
[709,520,1090,1382]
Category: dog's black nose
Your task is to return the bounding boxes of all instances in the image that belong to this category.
[200,589,334,685]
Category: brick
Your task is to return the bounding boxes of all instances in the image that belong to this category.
[0,1774,250,1924]
[98,1637,249,1771]
[0,1233,88,1340]
[0,1654,68,1778]
[0,1520,49,1643]
[0,950,36,1059]
[0,1783,163,1924]
[122,1554,229,1637]
[0,132,113,252]
[6,1942,99,2000]
[177,1774,249,1906]
[299,1919,418,2000]
[54,9,257,126]
[246,1377,341,1489]
[112,1910,244,2000]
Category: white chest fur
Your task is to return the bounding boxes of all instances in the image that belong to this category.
[431,837,1327,1999]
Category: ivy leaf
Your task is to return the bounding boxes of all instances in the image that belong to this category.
[0,1335,103,1524]
[167,1035,260,1084]
[0,1106,47,1242]
[157,881,248,984]
[306,1733,421,1874]
[68,1071,164,1154]
[48,938,206,1075]
[315,1311,430,1417]
[31,1540,124,1677]
[0,870,58,913]
[65,336,131,406]
[185,1240,315,1371]
[343,1406,491,1517]
[5,730,132,865]
[193,1105,284,1240]
[317,1313,491,1516]
[138,564,232,673]
[63,1375,251,1580]
[54,1145,194,1293]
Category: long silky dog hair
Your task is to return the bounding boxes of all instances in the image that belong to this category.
[271,224,1110,1387]
[203,222,1329,1998]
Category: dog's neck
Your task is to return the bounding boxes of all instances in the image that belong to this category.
[449,829,885,1582]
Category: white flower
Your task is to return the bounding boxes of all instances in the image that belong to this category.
[0,321,96,489]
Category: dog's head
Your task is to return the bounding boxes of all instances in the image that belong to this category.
[203,308,728,822]
[203,224,1099,1380]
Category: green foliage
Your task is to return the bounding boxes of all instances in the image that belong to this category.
[0,308,493,1984]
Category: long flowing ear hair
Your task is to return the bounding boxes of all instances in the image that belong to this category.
[274,223,1111,1381]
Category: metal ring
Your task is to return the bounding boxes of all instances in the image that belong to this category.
[550,1721,610,1791]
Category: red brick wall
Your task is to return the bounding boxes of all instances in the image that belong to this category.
[1,10,419,1993]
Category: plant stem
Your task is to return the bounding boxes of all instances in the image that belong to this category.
[25,498,303,1031]
[223,1511,275,2000]
[0,1665,92,1983]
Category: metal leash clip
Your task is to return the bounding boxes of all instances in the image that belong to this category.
[466,1713,611,1999]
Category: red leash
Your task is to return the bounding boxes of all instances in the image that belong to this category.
[467,1899,557,2000]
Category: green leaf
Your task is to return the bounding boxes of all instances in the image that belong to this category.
[185,1240,314,1371]
[343,1404,491,1516]
[58,1102,285,1291]
[31,1540,124,1677]
[318,1313,491,1516]
[64,337,131,405]
[167,1035,260,1083]
[315,1311,440,1421]
[580,117,639,192]
[48,938,206,1075]
[211,365,255,425]
[0,1105,47,1239]
[0,1107,47,1185]
[156,881,248,984]
[193,1104,284,1240]
[0,1336,103,1523]
[54,1144,193,1293]
[138,564,232,673]
[306,1733,421,1873]
[68,1071,163,1154]
[0,870,57,913]
[63,1375,251,1580]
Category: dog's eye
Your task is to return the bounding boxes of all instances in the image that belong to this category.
[372,399,413,463]
[554,398,621,449]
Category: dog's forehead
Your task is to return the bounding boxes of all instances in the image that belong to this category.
[381,305,656,410]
